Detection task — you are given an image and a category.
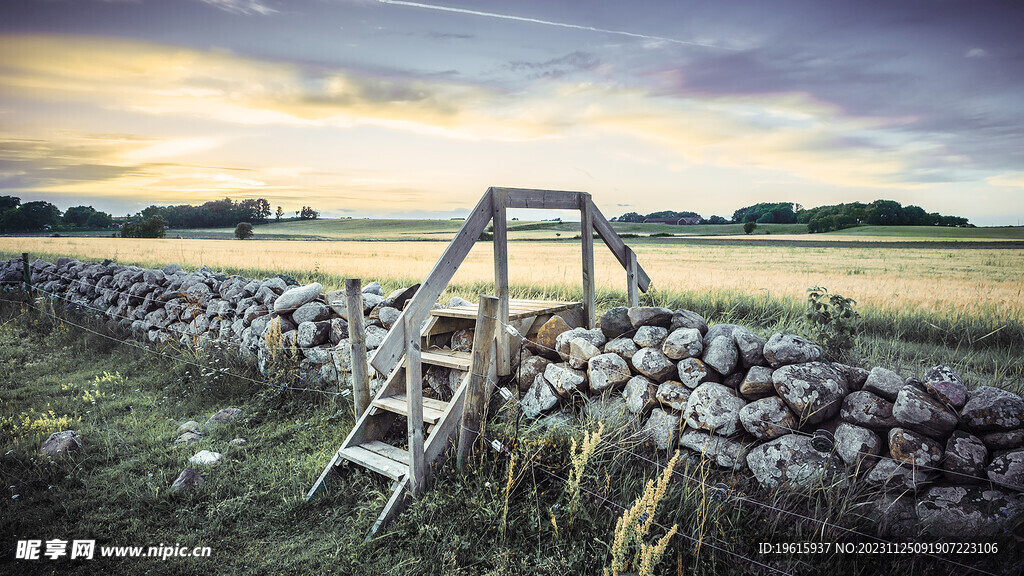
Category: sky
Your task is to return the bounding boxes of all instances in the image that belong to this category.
[1,0,1023,225]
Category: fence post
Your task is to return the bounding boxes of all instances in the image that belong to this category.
[579,196,595,329]
[457,295,498,473]
[21,252,31,304]
[346,279,370,418]
[625,247,639,307]
[405,314,425,497]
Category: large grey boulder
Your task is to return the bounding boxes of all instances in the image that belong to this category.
[960,386,1024,433]
[292,300,330,325]
[892,385,958,440]
[772,362,848,425]
[732,326,766,368]
[364,325,388,350]
[746,434,846,490]
[633,326,668,349]
[587,353,631,394]
[655,381,691,411]
[170,468,204,492]
[643,408,680,450]
[598,307,634,340]
[833,423,882,468]
[679,430,750,470]
[862,367,904,401]
[661,328,702,361]
[543,363,587,397]
[622,376,658,415]
[701,336,738,376]
[39,430,83,458]
[739,396,797,441]
[987,449,1024,491]
[518,356,552,393]
[683,382,746,436]
[556,328,606,360]
[840,390,898,431]
[943,431,988,484]
[631,347,676,382]
[981,429,1024,451]
[762,333,822,368]
[669,309,708,335]
[889,427,943,467]
[628,306,672,329]
[738,366,775,399]
[384,284,419,310]
[864,458,933,492]
[273,282,322,313]
[676,358,720,389]
[296,321,331,348]
[604,338,639,362]
[916,486,1024,538]
[521,375,561,418]
[568,338,601,370]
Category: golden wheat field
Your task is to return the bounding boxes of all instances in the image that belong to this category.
[4,236,1023,323]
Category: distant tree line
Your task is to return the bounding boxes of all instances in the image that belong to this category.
[613,199,971,232]
[0,196,114,232]
[140,197,272,228]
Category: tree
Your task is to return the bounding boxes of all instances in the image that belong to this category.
[234,222,254,240]
[743,221,757,234]
[86,211,113,229]
[121,215,167,238]
[63,205,96,227]
[706,215,729,225]
[0,196,20,212]
[300,206,320,220]
[275,206,284,221]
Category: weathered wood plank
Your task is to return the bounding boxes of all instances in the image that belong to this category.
[421,348,472,370]
[346,278,371,418]
[372,396,446,424]
[370,189,494,376]
[492,188,511,376]
[589,202,652,291]
[339,445,408,481]
[405,315,425,498]
[362,440,411,464]
[499,187,584,210]
[458,296,499,472]
[626,247,639,307]
[580,194,595,329]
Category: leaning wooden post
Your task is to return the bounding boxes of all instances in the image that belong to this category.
[625,247,639,307]
[491,189,510,377]
[404,314,425,497]
[21,252,31,304]
[457,295,499,473]
[346,279,370,418]
[579,195,595,328]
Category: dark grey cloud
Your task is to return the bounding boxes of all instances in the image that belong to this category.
[508,51,600,79]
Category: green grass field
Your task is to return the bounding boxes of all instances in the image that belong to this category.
[826,225,1024,240]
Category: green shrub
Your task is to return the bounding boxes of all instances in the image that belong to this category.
[805,285,861,357]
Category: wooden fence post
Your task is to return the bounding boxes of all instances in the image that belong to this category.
[579,196,595,329]
[492,188,510,377]
[626,247,639,307]
[404,314,425,497]
[21,252,31,303]
[457,295,499,472]
[346,279,370,418]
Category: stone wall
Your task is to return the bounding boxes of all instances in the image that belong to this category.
[4,256,1023,537]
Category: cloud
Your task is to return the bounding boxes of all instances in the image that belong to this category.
[965,48,987,58]
[986,172,1024,188]
[197,0,276,16]
[508,51,600,80]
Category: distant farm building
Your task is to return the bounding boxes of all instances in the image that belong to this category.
[643,216,701,225]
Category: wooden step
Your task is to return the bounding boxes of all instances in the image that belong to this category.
[372,395,448,424]
[338,444,409,481]
[431,298,581,321]
[421,348,471,370]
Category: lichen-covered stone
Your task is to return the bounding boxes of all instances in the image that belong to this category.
[684,382,746,436]
[631,347,676,382]
[643,408,681,450]
[739,365,775,399]
[762,333,822,368]
[556,328,606,361]
[739,396,797,441]
[661,327,702,361]
[39,430,83,458]
[568,337,601,370]
[272,282,322,313]
[543,363,587,397]
[862,366,904,401]
[679,430,750,470]
[669,309,708,335]
[892,385,958,440]
[834,423,882,468]
[676,357,720,389]
[980,429,1024,451]
[622,375,658,415]
[889,427,943,467]
[604,338,639,362]
[598,306,633,340]
[628,306,673,329]
[587,353,631,394]
[746,433,846,490]
[772,362,848,425]
[987,449,1024,491]
[916,486,1024,537]
[831,363,869,391]
[960,386,1024,433]
[633,325,668,349]
[292,300,330,325]
[533,315,571,360]
[732,326,766,368]
[840,390,898,431]
[943,431,988,484]
[864,459,934,492]
[702,335,739,376]
[655,381,691,411]
[521,374,560,418]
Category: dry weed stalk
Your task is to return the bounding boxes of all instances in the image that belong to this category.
[566,422,603,524]
[605,450,680,576]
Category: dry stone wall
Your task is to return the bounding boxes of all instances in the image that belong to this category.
[4,256,1024,537]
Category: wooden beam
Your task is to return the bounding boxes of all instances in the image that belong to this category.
[589,203,652,291]
[370,189,494,376]
[346,278,371,418]
[492,188,511,376]
[499,187,584,210]
[626,247,639,307]
[579,194,595,329]
[457,295,498,472]
[21,252,31,303]
[404,315,425,498]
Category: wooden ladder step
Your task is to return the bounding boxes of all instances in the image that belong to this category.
[421,348,472,370]
[372,395,449,424]
[338,444,409,481]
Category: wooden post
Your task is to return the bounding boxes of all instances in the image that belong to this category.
[404,314,425,497]
[21,252,31,303]
[579,196,595,329]
[625,247,639,307]
[491,189,510,377]
[346,279,370,418]
[457,295,498,472]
